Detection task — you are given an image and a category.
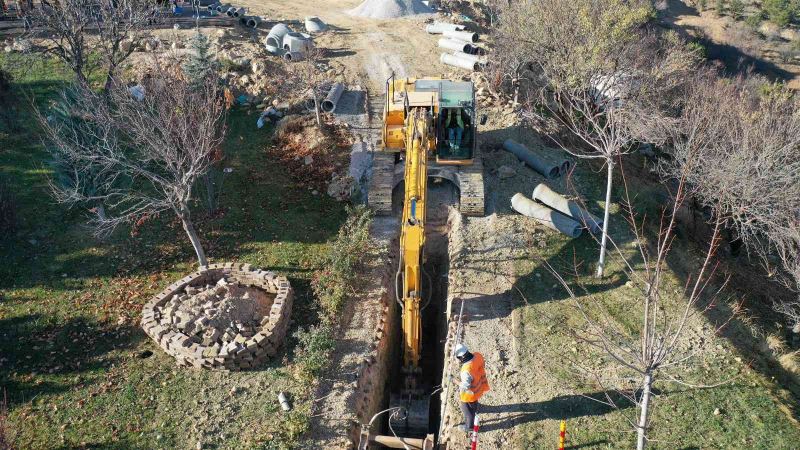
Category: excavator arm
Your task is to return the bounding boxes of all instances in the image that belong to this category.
[399,108,432,375]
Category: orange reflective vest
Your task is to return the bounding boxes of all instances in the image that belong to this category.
[459,352,489,403]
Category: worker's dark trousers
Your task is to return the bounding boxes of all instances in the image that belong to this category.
[460,401,479,430]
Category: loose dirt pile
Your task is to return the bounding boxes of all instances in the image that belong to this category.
[158,277,274,347]
[348,0,433,19]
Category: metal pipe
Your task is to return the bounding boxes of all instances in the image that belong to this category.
[511,193,583,238]
[532,183,603,234]
[321,83,344,113]
[442,29,479,43]
[502,139,560,179]
[440,53,479,71]
[437,38,471,53]
[232,7,246,17]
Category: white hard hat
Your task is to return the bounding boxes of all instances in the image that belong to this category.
[454,343,469,358]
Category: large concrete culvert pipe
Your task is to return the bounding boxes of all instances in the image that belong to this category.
[440,53,479,71]
[246,16,260,28]
[283,51,304,62]
[438,38,472,53]
[511,193,583,238]
[232,7,246,17]
[321,83,344,113]
[304,16,328,33]
[502,139,561,179]
[532,184,603,234]
[224,6,237,16]
[442,29,479,43]
[266,23,292,49]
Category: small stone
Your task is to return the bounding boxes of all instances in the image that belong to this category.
[497,165,516,179]
[303,155,313,165]
[713,408,722,416]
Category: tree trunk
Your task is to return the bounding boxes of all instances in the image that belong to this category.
[637,372,653,450]
[177,205,208,266]
[312,88,322,128]
[595,160,614,278]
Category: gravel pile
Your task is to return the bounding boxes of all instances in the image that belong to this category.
[348,0,433,19]
[157,277,274,347]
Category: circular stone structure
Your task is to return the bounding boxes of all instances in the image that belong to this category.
[140,263,293,371]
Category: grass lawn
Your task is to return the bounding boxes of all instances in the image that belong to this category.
[508,162,800,449]
[0,53,347,449]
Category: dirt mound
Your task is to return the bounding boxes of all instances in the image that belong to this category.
[348,0,433,19]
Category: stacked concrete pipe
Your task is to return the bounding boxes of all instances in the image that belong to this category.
[502,139,561,179]
[207,2,220,12]
[451,51,485,65]
[440,53,480,71]
[214,3,229,12]
[246,16,260,28]
[533,184,602,234]
[442,29,479,43]
[232,7,246,18]
[438,38,473,53]
[511,193,582,238]
[283,51,303,62]
[321,83,345,113]
[224,6,237,16]
[425,21,465,34]
[283,32,313,53]
[266,23,292,53]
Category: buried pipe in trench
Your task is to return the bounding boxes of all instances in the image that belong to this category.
[511,193,583,238]
[502,139,561,179]
[442,29,479,43]
[532,183,603,234]
[321,83,345,113]
[440,53,479,71]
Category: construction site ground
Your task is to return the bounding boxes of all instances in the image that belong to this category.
[3,0,800,449]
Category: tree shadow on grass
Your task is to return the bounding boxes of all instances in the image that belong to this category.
[0,314,145,408]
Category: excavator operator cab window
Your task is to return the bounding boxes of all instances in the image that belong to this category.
[438,107,474,161]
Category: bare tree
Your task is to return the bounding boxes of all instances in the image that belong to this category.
[662,73,800,333]
[40,64,227,266]
[547,166,728,450]
[492,0,699,277]
[26,0,155,84]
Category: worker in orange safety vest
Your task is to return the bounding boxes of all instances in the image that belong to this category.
[451,343,490,432]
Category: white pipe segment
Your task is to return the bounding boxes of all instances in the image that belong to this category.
[502,139,561,179]
[532,184,603,234]
[266,23,292,49]
[442,29,479,43]
[425,21,465,34]
[438,38,471,53]
[305,16,328,33]
[451,51,485,65]
[511,193,583,238]
[440,53,479,71]
[321,83,345,113]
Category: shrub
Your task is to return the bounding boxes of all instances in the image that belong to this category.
[729,0,745,19]
[293,325,335,382]
[697,0,707,11]
[0,176,16,239]
[716,0,726,15]
[745,12,763,30]
[763,0,793,26]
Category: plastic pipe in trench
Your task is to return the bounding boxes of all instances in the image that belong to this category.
[533,183,603,234]
[442,29,479,43]
[502,139,561,179]
[511,193,583,238]
[321,83,345,113]
[440,53,479,71]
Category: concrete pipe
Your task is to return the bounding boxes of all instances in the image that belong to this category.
[511,193,583,238]
[305,16,327,33]
[321,83,345,113]
[532,183,603,234]
[283,32,312,53]
[438,38,472,53]
[442,29,479,43]
[425,21,465,34]
[451,51,485,65]
[502,139,560,179]
[246,16,260,28]
[440,53,479,71]
[214,3,229,12]
[207,2,220,12]
[266,23,292,49]
[232,7,246,17]
[283,51,303,62]
[238,16,248,26]
[225,6,237,16]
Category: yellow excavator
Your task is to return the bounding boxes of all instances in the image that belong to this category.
[362,76,484,449]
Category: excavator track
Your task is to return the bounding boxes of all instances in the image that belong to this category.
[368,151,395,215]
[456,157,484,216]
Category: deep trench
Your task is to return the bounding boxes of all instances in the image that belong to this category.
[379,182,454,446]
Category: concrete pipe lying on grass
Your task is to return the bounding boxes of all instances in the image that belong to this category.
[283,51,303,62]
[511,193,583,238]
[425,21,465,34]
[502,139,561,179]
[440,53,480,71]
[321,83,345,113]
[442,29,479,43]
[438,38,472,53]
[246,16,260,28]
[266,23,292,49]
[232,7,246,18]
[532,183,603,234]
[305,16,327,33]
